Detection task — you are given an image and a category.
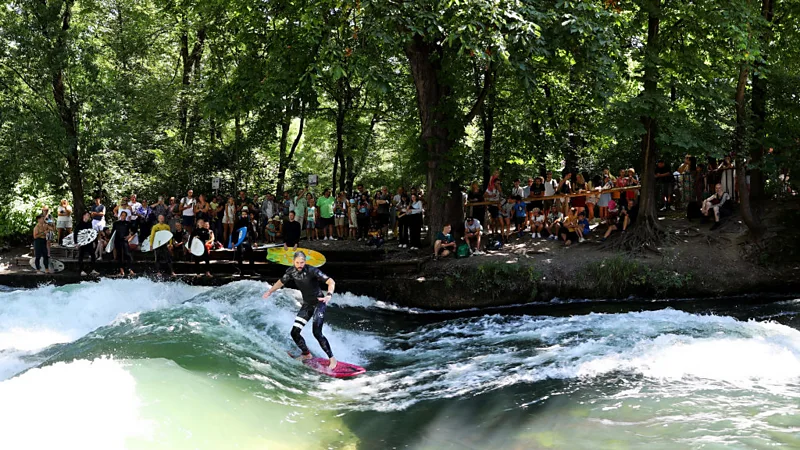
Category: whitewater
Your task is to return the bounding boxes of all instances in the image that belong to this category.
[1,279,799,449]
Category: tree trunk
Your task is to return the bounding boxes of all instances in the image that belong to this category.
[735,57,765,239]
[51,0,86,216]
[480,76,495,189]
[178,25,206,147]
[276,104,305,196]
[333,100,345,193]
[749,0,774,205]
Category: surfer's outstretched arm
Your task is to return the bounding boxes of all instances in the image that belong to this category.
[318,278,335,303]
[263,280,284,299]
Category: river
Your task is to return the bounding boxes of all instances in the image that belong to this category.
[1,279,799,449]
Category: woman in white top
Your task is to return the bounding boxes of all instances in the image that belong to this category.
[406,193,424,250]
[56,199,73,243]
[222,196,236,245]
[114,197,132,221]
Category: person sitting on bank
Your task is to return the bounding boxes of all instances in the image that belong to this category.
[546,208,564,240]
[601,198,638,241]
[366,224,385,248]
[464,216,483,254]
[283,211,301,252]
[702,183,731,230]
[560,208,580,247]
[433,224,456,259]
[190,218,213,278]
[149,214,176,278]
[530,208,545,239]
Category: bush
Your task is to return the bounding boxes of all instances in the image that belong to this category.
[445,262,541,300]
[583,256,693,297]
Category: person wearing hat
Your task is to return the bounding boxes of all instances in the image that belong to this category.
[266,215,279,243]
[464,216,483,255]
[233,207,256,275]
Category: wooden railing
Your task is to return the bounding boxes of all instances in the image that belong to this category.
[465,185,642,207]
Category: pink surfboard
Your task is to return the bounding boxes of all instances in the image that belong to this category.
[302,357,366,378]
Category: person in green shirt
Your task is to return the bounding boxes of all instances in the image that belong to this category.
[317,188,336,240]
[433,223,456,260]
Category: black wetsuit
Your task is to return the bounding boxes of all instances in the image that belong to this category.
[283,220,301,247]
[111,220,131,271]
[281,266,334,358]
[74,219,96,273]
[190,227,211,267]
[233,217,256,270]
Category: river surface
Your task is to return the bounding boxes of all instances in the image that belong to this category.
[1,279,799,449]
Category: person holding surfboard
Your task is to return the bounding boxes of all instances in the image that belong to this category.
[189,218,213,277]
[111,211,135,277]
[149,214,176,278]
[75,212,99,277]
[262,251,338,369]
[233,208,256,275]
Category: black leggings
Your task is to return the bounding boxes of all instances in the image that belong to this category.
[155,245,173,274]
[78,243,96,273]
[409,214,422,248]
[290,303,333,358]
[194,248,210,268]
[398,216,409,245]
[357,216,369,239]
[115,241,130,271]
[33,238,49,270]
[235,243,254,269]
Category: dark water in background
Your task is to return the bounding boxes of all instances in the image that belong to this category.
[1,279,799,449]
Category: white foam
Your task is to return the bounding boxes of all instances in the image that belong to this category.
[0,358,152,449]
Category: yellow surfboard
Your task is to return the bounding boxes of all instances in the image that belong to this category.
[267,247,326,267]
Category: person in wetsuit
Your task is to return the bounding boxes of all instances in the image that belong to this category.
[149,214,175,278]
[74,211,98,276]
[190,218,212,277]
[233,209,256,275]
[112,211,134,277]
[262,251,337,369]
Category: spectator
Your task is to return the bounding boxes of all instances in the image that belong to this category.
[306,197,318,241]
[513,195,527,237]
[352,184,370,204]
[543,171,558,214]
[500,194,514,241]
[167,197,180,231]
[467,182,486,226]
[112,211,134,277]
[557,172,573,214]
[295,188,308,239]
[530,208,545,239]
[433,224,456,259]
[366,224,385,248]
[128,194,142,228]
[391,187,404,237]
[598,175,613,220]
[601,198,637,241]
[222,196,236,246]
[90,196,106,231]
[528,177,545,224]
[283,211,301,251]
[374,186,391,238]
[32,215,50,274]
[334,192,347,240]
[576,211,590,243]
[266,215,279,244]
[56,199,73,244]
[407,193,424,250]
[40,206,54,256]
[261,194,277,236]
[572,174,588,216]
[171,222,187,261]
[655,159,674,211]
[348,199,358,240]
[152,196,169,223]
[211,195,224,245]
[357,194,370,241]
[626,168,639,202]
[114,196,132,221]
[281,191,294,221]
[546,208,564,240]
[464,216,483,254]
[180,189,196,234]
[318,188,335,240]
[484,180,503,234]
[236,190,251,213]
[719,155,735,197]
[560,207,580,247]
[137,198,155,241]
[702,183,731,230]
[511,179,525,198]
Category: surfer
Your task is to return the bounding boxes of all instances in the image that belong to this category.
[262,251,337,369]
[75,212,99,277]
[190,218,212,277]
[32,215,51,274]
[283,211,301,252]
[149,214,176,278]
[233,208,256,275]
[111,211,135,277]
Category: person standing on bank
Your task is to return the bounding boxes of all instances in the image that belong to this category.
[90,196,106,231]
[180,190,196,234]
[112,211,135,277]
[56,199,73,244]
[32,215,50,274]
[283,211,301,252]
[262,251,338,369]
[406,193,424,250]
[149,214,176,278]
[190,218,213,278]
[233,208,257,275]
[75,212,99,277]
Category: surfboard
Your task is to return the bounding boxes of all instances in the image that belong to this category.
[234,227,247,247]
[61,234,75,248]
[189,237,205,257]
[140,236,151,252]
[76,229,97,247]
[300,357,366,378]
[267,247,326,267]
[28,257,65,273]
[104,231,116,253]
[152,230,173,250]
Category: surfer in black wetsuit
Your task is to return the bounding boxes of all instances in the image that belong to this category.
[74,212,98,277]
[262,251,337,369]
[189,218,212,277]
[112,211,134,277]
[233,209,256,275]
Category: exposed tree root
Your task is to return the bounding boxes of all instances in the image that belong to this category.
[600,216,674,254]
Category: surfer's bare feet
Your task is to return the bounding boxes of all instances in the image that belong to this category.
[129,270,136,277]
[205,272,213,278]
[170,272,177,278]
[328,357,337,369]
[291,352,313,361]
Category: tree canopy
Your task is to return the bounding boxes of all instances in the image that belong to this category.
[1,0,798,240]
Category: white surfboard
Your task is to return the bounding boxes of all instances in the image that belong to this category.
[61,234,75,248]
[76,229,97,247]
[140,237,151,252]
[105,231,116,253]
[189,237,206,257]
[130,234,140,246]
[29,257,65,273]
[152,230,173,250]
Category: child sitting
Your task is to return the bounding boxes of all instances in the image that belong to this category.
[366,225,385,248]
[576,212,590,243]
[530,208,545,238]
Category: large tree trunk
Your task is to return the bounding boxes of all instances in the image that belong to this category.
[275,104,305,196]
[735,55,765,239]
[178,25,206,147]
[480,74,495,189]
[51,1,86,216]
[749,0,775,206]
[333,100,345,193]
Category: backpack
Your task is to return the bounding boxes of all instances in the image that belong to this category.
[456,243,471,258]
[488,235,504,251]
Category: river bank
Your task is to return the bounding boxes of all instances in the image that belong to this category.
[2,207,798,308]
